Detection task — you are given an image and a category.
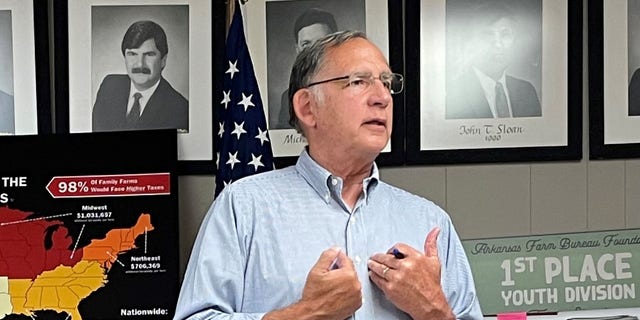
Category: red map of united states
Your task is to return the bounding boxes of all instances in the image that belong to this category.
[0,207,153,320]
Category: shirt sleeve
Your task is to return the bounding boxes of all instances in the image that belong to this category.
[173,188,265,320]
[439,215,484,320]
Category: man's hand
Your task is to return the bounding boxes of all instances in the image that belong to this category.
[367,228,455,320]
[264,247,362,320]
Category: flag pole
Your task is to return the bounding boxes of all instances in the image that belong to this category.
[225,1,235,37]
[226,0,249,37]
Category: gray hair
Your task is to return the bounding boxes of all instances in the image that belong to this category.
[287,30,368,134]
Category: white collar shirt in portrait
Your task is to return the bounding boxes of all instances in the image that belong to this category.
[473,67,512,118]
[127,79,161,117]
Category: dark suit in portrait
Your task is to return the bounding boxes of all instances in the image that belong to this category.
[629,68,640,116]
[92,20,188,132]
[277,89,291,128]
[446,72,541,119]
[0,89,14,134]
[92,74,188,131]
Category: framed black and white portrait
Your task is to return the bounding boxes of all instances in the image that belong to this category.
[405,0,582,165]
[0,1,50,135]
[589,0,640,159]
[243,0,404,167]
[54,0,214,173]
[263,0,365,131]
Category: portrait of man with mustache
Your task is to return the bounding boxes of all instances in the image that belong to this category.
[92,20,189,132]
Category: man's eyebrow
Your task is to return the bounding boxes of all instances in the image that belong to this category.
[352,71,373,76]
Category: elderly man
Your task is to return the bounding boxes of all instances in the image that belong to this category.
[92,20,188,132]
[175,30,482,320]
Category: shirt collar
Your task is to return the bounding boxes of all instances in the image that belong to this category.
[363,163,380,202]
[129,78,162,111]
[295,148,380,205]
[473,67,509,117]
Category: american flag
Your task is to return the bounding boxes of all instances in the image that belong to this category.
[215,3,274,197]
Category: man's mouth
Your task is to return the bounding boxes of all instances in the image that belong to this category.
[363,118,387,127]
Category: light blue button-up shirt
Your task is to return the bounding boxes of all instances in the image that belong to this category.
[174,150,482,320]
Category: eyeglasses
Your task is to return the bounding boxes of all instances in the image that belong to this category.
[306,72,404,95]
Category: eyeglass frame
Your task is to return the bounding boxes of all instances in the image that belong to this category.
[305,72,404,95]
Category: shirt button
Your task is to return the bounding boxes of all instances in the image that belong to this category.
[331,178,338,186]
[354,256,361,264]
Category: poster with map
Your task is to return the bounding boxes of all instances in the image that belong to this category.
[0,130,178,320]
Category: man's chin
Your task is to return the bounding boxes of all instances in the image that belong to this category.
[131,78,155,90]
[364,138,390,154]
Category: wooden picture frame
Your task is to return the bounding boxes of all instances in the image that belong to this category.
[405,0,582,165]
[589,0,640,159]
[53,0,216,174]
[243,0,405,168]
[0,0,50,135]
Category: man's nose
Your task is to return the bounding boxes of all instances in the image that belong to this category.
[132,56,146,67]
[492,33,507,48]
[368,80,392,107]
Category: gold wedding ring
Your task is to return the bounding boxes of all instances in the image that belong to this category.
[382,266,390,279]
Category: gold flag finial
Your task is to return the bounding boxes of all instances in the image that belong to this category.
[225,1,235,36]
[226,0,249,36]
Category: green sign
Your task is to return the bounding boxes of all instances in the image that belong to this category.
[462,229,640,314]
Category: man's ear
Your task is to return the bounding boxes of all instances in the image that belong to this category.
[292,89,316,129]
[161,55,167,70]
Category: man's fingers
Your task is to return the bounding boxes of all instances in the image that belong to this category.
[336,249,356,270]
[314,247,342,271]
[423,227,441,257]
[369,252,403,270]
